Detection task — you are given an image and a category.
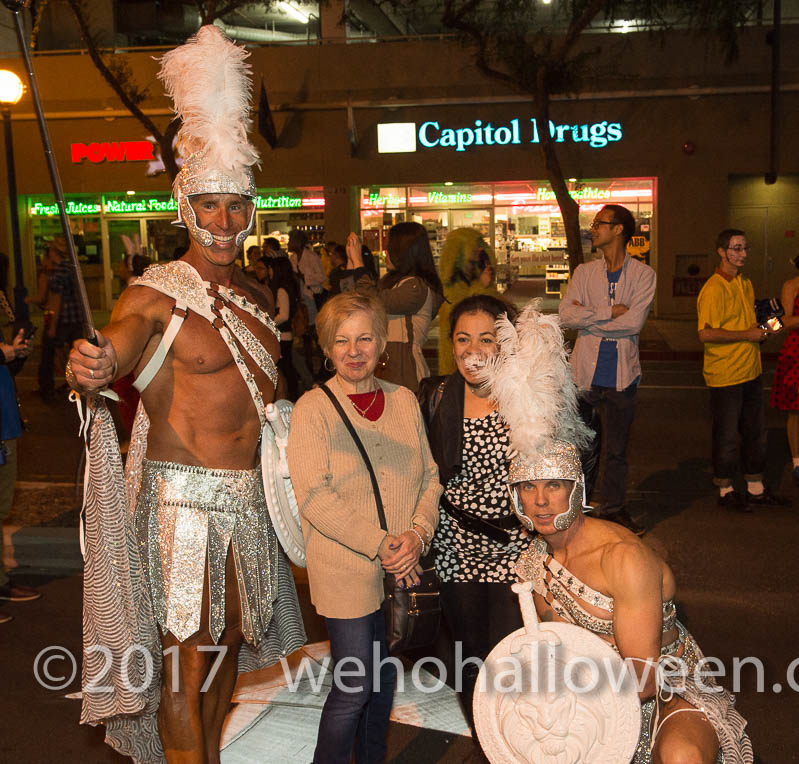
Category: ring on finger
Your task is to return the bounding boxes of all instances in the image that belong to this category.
[89,369,96,380]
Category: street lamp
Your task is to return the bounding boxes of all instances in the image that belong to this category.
[0,68,28,324]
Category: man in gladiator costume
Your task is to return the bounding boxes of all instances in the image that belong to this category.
[479,304,753,764]
[67,27,305,763]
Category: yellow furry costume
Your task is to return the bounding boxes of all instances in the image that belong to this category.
[437,228,500,374]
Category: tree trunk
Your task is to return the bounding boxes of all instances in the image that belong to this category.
[533,83,582,273]
[160,119,182,182]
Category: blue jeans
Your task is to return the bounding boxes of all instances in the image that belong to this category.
[313,609,397,764]
[709,377,766,486]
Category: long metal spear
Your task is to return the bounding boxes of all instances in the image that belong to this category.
[3,0,95,340]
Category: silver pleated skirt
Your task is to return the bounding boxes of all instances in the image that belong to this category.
[134,459,279,644]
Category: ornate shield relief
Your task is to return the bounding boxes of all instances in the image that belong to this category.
[474,582,641,763]
[261,399,305,567]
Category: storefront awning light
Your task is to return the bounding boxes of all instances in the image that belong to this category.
[609,188,652,198]
[0,70,24,106]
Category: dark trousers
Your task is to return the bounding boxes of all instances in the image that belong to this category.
[439,581,523,730]
[37,322,82,395]
[709,377,767,486]
[278,339,299,401]
[578,383,638,514]
[314,609,397,764]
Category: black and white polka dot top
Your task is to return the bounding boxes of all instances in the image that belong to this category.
[433,411,529,582]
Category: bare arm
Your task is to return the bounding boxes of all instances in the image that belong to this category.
[604,541,664,699]
[46,292,62,339]
[274,287,290,325]
[67,285,164,395]
[698,324,766,344]
[27,271,49,307]
[781,279,799,330]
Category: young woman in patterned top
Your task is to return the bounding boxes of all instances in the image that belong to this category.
[418,294,527,732]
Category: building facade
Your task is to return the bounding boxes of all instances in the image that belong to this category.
[1,10,797,315]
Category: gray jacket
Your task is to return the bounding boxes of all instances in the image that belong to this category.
[559,253,656,391]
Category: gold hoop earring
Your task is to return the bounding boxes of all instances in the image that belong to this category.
[380,350,390,368]
[324,357,335,372]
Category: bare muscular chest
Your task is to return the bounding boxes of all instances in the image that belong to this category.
[173,307,278,379]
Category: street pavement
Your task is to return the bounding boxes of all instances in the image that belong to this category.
[1,282,797,762]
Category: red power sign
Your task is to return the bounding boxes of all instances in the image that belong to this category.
[71,141,155,163]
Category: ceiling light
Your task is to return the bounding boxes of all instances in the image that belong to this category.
[278,1,310,24]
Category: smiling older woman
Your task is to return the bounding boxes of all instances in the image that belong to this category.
[287,292,441,764]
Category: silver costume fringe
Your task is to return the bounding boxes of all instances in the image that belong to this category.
[135,459,279,644]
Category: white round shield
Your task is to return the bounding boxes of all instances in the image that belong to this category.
[474,582,641,764]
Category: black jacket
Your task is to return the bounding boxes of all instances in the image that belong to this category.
[417,372,466,487]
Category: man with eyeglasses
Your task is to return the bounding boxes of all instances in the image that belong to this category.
[559,204,655,535]
[697,228,789,510]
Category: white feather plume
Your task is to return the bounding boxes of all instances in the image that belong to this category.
[158,25,259,191]
[475,299,593,462]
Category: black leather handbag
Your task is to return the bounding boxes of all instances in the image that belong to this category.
[382,551,440,655]
[320,385,441,655]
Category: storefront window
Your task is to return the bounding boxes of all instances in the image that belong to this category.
[360,178,655,281]
[253,187,326,250]
[26,187,327,310]
[28,194,105,309]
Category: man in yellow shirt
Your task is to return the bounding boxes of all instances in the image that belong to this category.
[697,228,789,510]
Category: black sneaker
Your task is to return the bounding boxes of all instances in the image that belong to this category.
[746,489,792,507]
[718,491,751,512]
[603,508,646,536]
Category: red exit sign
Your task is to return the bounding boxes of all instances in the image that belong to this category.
[71,141,155,163]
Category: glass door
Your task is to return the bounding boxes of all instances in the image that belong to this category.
[102,218,147,306]
[145,217,188,263]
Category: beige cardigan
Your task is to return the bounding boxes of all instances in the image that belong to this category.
[287,377,441,619]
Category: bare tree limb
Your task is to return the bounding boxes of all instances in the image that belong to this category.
[65,0,166,144]
[554,0,610,60]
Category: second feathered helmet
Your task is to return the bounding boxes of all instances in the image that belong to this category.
[475,300,594,531]
[158,25,260,248]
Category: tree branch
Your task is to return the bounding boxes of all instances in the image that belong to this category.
[554,0,610,61]
[65,0,165,142]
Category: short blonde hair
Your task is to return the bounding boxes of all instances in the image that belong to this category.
[316,292,388,357]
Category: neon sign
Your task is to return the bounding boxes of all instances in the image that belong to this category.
[366,193,406,207]
[378,118,623,153]
[427,191,472,204]
[30,193,324,216]
[30,200,101,216]
[71,141,155,163]
[255,195,302,209]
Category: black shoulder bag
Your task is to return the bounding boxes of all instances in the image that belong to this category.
[320,384,440,655]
